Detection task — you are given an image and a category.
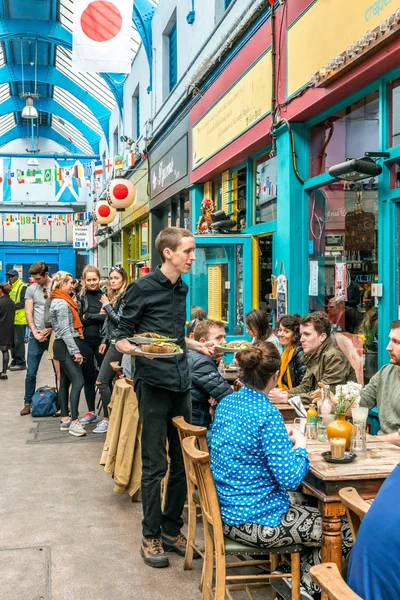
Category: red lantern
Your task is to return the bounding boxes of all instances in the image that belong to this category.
[106,178,136,210]
[93,200,117,225]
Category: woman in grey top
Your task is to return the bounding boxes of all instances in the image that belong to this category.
[50,271,86,437]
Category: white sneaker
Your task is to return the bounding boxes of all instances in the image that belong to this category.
[93,420,109,434]
[69,421,87,437]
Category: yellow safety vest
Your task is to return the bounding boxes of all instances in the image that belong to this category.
[10,279,28,325]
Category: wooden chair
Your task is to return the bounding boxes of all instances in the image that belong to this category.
[310,563,363,600]
[182,436,303,600]
[172,416,208,570]
[338,487,371,540]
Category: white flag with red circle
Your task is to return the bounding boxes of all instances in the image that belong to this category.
[72,0,134,73]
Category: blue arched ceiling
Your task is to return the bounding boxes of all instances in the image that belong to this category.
[0,0,158,154]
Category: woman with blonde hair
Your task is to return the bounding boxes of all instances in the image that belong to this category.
[77,265,106,425]
[50,271,85,437]
[93,267,129,434]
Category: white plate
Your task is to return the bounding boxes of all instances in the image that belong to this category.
[134,347,182,358]
[215,345,251,353]
[128,336,178,345]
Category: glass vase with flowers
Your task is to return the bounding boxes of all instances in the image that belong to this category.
[326,382,362,450]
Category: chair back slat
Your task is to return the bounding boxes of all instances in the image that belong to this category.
[173,416,208,487]
[339,487,370,540]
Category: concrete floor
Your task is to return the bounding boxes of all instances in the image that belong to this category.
[1,359,272,600]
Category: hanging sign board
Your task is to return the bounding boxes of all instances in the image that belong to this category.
[73,225,90,249]
[276,274,288,321]
[334,263,347,301]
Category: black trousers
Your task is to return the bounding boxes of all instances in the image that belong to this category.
[135,379,191,539]
[97,344,122,418]
[54,340,84,421]
[12,324,26,366]
[77,336,104,412]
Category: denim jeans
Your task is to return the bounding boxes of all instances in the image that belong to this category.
[24,335,49,405]
[135,379,191,539]
[192,402,212,428]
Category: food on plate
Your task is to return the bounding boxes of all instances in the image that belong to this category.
[221,340,252,350]
[141,341,183,354]
[140,332,171,340]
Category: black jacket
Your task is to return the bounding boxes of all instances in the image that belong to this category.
[101,293,127,344]
[281,345,307,389]
[115,266,189,392]
[0,295,15,347]
[77,289,106,338]
[187,350,232,406]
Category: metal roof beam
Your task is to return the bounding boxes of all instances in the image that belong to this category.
[0,124,86,154]
[0,97,101,152]
[0,64,110,138]
[0,18,123,112]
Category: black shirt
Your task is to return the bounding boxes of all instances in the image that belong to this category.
[79,289,106,339]
[115,266,189,392]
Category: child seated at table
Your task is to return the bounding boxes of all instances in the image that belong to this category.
[210,343,353,599]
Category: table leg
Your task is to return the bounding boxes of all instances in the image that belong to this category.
[318,500,345,600]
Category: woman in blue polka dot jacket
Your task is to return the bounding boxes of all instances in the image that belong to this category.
[210,343,352,600]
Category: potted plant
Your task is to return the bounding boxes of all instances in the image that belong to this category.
[326,382,362,450]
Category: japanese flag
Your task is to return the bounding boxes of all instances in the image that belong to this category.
[72,0,134,73]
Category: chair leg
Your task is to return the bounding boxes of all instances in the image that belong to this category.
[202,526,214,600]
[290,553,301,600]
[184,494,197,570]
[270,554,280,599]
[215,549,227,600]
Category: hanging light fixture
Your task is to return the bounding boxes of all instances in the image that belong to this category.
[19,39,40,120]
[27,157,39,167]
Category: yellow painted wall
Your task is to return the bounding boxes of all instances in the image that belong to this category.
[287,0,397,97]
[120,162,150,228]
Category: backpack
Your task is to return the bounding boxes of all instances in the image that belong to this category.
[31,386,57,418]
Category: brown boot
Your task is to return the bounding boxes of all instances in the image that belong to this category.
[20,405,31,416]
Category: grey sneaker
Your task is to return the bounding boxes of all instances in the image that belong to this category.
[69,421,87,437]
[60,419,71,431]
[93,420,109,434]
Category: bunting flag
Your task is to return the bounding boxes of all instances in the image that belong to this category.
[6,167,12,186]
[95,179,101,189]
[16,170,25,184]
[63,167,72,180]
[84,162,93,178]
[86,179,91,188]
[73,164,84,179]
[35,170,43,184]
[114,155,123,170]
[55,167,63,181]
[94,160,103,175]
[124,152,135,168]
[105,158,113,175]
[44,169,52,183]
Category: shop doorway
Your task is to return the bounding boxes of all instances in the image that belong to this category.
[258,235,273,312]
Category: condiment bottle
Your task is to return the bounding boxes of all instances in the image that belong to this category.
[319,384,332,416]
[306,404,318,425]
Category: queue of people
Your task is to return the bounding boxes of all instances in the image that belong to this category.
[5,226,400,600]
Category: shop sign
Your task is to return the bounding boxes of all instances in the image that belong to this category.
[150,135,188,199]
[22,239,47,243]
[276,274,288,320]
[73,224,90,249]
[192,51,272,169]
[287,0,396,97]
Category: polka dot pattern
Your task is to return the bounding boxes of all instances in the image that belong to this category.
[210,386,310,527]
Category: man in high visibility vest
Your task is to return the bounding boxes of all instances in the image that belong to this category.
[7,269,27,371]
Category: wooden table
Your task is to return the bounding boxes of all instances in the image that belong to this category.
[275,404,309,424]
[303,436,399,600]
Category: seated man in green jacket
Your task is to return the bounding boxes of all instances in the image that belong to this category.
[359,319,400,447]
[269,312,356,404]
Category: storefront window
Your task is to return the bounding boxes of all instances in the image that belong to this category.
[390,78,400,147]
[111,233,122,266]
[255,156,277,224]
[308,181,378,383]
[390,161,400,189]
[309,92,379,178]
[190,244,244,335]
[140,221,149,256]
[231,167,247,231]
[212,178,222,211]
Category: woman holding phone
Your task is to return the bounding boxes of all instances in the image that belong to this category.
[50,271,85,437]
[93,267,129,434]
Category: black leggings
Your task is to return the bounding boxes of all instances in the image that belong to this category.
[58,348,85,421]
[96,344,123,418]
[77,337,105,412]
[2,349,9,373]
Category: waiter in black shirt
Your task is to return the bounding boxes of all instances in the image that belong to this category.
[116,227,214,569]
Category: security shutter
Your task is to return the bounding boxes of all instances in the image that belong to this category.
[208,265,222,320]
[221,170,229,213]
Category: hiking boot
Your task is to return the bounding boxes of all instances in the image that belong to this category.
[69,422,87,437]
[140,537,169,568]
[79,412,97,425]
[161,532,199,558]
[20,404,31,416]
[60,419,71,431]
[93,420,109,434]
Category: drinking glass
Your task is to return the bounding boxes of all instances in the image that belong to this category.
[317,421,328,443]
[351,421,366,452]
[330,437,346,459]
[351,407,369,423]
[305,422,317,440]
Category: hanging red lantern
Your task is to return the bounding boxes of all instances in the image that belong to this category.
[106,178,136,210]
[93,200,117,225]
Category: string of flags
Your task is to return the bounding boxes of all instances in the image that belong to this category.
[0,151,148,187]
[0,213,93,226]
